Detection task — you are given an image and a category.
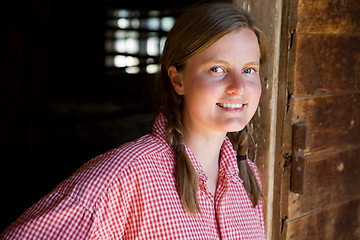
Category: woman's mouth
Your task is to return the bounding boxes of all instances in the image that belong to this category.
[216,103,244,109]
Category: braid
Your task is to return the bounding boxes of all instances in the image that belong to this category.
[164,100,200,214]
[227,130,261,207]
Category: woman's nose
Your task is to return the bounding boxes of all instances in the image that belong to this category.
[225,74,246,95]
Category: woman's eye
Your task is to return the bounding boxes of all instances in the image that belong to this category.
[243,68,255,74]
[210,66,225,73]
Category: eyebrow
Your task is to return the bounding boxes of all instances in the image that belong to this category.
[244,62,260,66]
[201,59,260,66]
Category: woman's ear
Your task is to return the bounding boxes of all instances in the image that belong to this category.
[168,66,185,95]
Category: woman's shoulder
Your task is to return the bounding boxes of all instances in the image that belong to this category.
[0,134,173,239]
[54,133,172,211]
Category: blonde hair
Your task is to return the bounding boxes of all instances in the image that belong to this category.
[154,2,267,213]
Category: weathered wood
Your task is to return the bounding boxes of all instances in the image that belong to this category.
[296,0,360,34]
[280,0,360,239]
[286,198,360,240]
[291,34,360,96]
[289,93,360,153]
[288,147,360,219]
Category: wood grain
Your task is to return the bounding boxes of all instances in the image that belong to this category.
[292,34,360,95]
[296,0,360,34]
[280,0,360,239]
[289,93,360,153]
[288,147,360,219]
[286,198,360,240]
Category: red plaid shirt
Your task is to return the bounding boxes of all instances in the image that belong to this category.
[1,115,265,239]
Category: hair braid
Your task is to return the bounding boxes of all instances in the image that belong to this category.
[164,101,200,214]
[227,130,261,207]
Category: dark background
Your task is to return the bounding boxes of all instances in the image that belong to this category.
[1,0,227,232]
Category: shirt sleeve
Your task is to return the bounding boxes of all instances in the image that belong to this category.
[0,170,138,239]
[93,162,140,239]
[0,191,97,239]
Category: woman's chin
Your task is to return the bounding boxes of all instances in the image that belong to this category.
[224,122,247,133]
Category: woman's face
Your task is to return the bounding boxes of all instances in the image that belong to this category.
[169,28,262,138]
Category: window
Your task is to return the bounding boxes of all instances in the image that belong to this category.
[105,8,176,75]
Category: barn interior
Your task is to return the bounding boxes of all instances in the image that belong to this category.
[1,0,360,238]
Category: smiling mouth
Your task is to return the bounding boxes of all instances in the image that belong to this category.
[216,103,244,109]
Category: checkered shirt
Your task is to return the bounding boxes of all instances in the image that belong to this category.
[1,114,265,239]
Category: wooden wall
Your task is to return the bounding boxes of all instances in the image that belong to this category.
[281,0,360,239]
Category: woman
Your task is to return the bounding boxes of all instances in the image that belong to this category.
[1,2,267,239]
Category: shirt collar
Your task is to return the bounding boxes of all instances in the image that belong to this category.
[219,137,241,181]
[151,114,169,145]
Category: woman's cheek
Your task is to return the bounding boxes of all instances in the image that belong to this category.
[246,78,262,99]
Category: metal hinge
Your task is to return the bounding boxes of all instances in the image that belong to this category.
[290,122,307,194]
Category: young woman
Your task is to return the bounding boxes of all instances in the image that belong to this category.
[1,2,267,239]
